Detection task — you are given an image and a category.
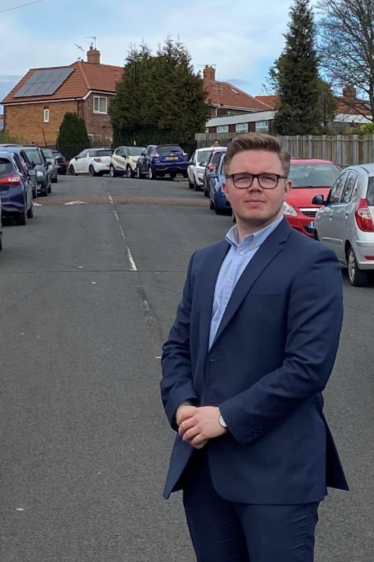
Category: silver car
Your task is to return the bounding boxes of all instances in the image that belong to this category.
[314,164,374,287]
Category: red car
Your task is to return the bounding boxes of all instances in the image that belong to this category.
[284,158,341,236]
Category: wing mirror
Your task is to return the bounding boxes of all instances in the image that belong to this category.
[312,195,325,205]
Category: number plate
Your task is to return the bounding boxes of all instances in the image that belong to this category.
[307,221,315,229]
[165,156,178,161]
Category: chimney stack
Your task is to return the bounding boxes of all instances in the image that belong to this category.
[203,65,216,84]
[87,45,101,64]
[342,84,356,99]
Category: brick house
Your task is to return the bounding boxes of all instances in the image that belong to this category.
[0,114,3,131]
[1,46,123,146]
[202,65,272,119]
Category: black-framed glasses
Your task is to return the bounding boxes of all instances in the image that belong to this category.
[225,172,287,189]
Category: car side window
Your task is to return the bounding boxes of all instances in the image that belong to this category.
[78,150,87,158]
[341,172,358,204]
[20,151,30,164]
[13,154,23,173]
[329,173,347,204]
[190,151,196,163]
[87,151,97,158]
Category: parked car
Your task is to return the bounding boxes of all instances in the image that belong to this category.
[0,150,34,224]
[203,148,227,197]
[136,144,189,180]
[313,163,374,287]
[52,150,67,175]
[22,145,52,196]
[187,147,213,191]
[110,146,146,178]
[69,148,114,176]
[1,145,38,198]
[283,158,341,236]
[41,148,58,183]
[208,152,231,215]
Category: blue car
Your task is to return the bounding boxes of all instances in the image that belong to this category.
[209,152,232,215]
[0,151,34,225]
[0,198,3,251]
[136,144,189,180]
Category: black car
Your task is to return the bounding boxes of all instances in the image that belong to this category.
[21,145,52,196]
[52,149,67,175]
[136,144,189,180]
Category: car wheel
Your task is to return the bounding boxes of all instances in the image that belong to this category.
[194,177,201,191]
[126,165,132,178]
[69,165,75,176]
[148,166,155,179]
[204,184,209,197]
[32,188,37,199]
[188,178,194,189]
[209,197,214,210]
[214,194,225,215]
[27,201,34,219]
[89,165,97,177]
[0,231,3,251]
[347,245,369,287]
[48,180,52,194]
[52,174,58,183]
[16,208,27,225]
[136,166,141,179]
[170,172,176,180]
[110,165,116,178]
[41,182,48,197]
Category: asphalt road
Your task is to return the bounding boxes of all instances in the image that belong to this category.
[0,174,373,562]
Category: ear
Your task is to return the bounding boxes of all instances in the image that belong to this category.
[284,179,292,199]
[222,181,228,195]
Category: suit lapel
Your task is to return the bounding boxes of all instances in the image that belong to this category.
[211,219,291,348]
[196,241,230,359]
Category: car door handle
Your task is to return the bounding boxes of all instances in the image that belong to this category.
[329,215,333,220]
[345,212,349,218]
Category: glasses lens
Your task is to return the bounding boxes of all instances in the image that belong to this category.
[234,173,253,188]
[259,174,278,188]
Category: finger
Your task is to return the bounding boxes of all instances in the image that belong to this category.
[177,408,196,425]
[182,427,200,442]
[193,439,208,449]
[178,417,197,436]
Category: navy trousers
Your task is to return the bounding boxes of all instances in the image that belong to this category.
[182,449,320,562]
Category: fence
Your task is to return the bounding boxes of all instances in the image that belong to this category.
[195,133,374,167]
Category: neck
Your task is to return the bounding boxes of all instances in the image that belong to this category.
[236,213,282,242]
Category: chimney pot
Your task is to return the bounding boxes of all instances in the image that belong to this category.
[87,47,101,64]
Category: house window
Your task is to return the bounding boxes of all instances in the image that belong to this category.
[217,125,229,133]
[93,96,108,114]
[43,109,49,123]
[255,120,269,132]
[236,123,248,132]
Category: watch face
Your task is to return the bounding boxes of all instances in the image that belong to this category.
[219,415,227,428]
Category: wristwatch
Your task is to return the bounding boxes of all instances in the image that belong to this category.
[219,414,227,428]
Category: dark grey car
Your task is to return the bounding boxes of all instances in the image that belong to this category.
[21,146,52,196]
[41,148,58,183]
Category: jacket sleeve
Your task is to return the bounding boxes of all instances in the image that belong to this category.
[160,253,199,430]
[219,245,344,445]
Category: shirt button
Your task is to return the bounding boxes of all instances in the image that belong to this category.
[228,278,233,284]
[239,251,244,256]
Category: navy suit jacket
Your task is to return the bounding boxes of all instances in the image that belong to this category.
[160,218,349,503]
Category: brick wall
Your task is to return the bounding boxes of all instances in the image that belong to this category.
[82,93,114,144]
[4,101,78,145]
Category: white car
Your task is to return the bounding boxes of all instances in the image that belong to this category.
[187,147,214,190]
[69,148,114,176]
[109,146,146,178]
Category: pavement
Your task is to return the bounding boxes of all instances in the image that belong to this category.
[0,174,373,562]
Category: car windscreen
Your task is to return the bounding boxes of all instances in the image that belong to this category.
[92,150,113,157]
[367,177,374,206]
[128,147,145,156]
[212,151,226,164]
[157,145,183,154]
[197,150,212,164]
[0,158,13,176]
[23,149,43,164]
[289,164,340,187]
[42,149,54,158]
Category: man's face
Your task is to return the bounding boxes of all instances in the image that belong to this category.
[223,150,292,230]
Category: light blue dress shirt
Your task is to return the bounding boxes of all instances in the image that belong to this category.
[209,216,284,349]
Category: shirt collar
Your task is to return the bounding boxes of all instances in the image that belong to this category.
[225,216,284,249]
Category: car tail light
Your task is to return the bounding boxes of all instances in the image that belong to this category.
[94,158,102,163]
[153,153,159,158]
[208,164,217,172]
[355,198,374,232]
[0,174,21,185]
[61,157,66,163]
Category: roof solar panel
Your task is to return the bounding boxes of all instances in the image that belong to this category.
[14,67,74,98]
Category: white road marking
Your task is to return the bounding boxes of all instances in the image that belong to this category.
[64,201,88,205]
[108,193,137,271]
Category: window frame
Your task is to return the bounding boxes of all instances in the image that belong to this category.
[93,96,108,115]
[217,125,229,133]
[235,123,248,133]
[43,108,50,123]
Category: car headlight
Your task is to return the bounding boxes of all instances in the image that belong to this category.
[36,171,43,177]
[283,202,298,216]
[48,164,53,170]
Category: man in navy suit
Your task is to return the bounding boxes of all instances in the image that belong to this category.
[160,133,348,561]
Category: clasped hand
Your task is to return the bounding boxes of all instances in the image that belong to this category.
[176,405,227,449]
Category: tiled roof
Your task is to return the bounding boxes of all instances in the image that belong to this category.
[1,61,123,105]
[205,80,272,112]
[255,95,279,110]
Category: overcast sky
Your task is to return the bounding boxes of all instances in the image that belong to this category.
[0,0,298,108]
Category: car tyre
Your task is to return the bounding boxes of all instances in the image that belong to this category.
[209,197,214,210]
[170,172,176,180]
[194,177,201,191]
[126,165,133,178]
[48,180,52,194]
[109,165,117,178]
[347,245,369,287]
[0,231,3,251]
[52,174,58,184]
[188,179,194,189]
[204,184,209,197]
[16,208,27,225]
[69,165,75,176]
[27,201,34,219]
[214,194,225,215]
[148,166,156,180]
[89,165,97,177]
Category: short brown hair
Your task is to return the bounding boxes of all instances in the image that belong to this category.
[223,133,290,177]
